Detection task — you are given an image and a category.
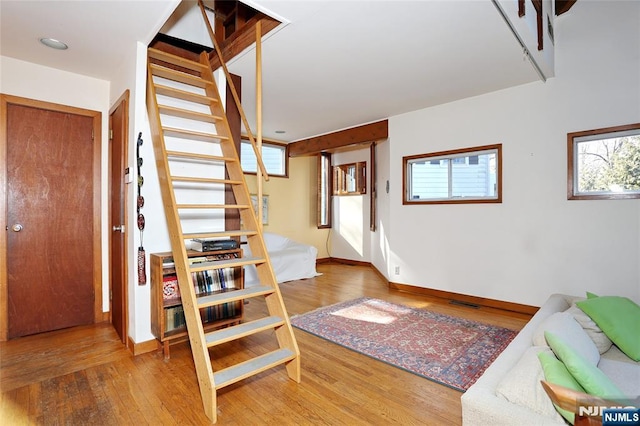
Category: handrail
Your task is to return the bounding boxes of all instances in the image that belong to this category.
[197,0,270,181]
[255,19,264,230]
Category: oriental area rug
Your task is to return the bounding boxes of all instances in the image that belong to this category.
[290,297,517,392]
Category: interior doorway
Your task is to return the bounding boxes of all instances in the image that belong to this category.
[0,94,102,340]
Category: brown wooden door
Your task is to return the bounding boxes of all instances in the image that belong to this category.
[6,103,95,338]
[109,95,128,345]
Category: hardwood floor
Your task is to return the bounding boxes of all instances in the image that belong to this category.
[0,262,532,425]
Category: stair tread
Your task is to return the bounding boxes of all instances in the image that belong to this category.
[214,348,296,389]
[158,105,223,124]
[154,84,218,105]
[197,286,274,308]
[150,64,210,88]
[163,127,229,142]
[205,316,284,347]
[148,48,208,73]
[166,150,236,163]
[190,256,264,272]
[177,203,251,210]
[184,230,258,239]
[171,176,242,185]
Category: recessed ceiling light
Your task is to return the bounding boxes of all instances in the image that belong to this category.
[39,38,68,50]
[275,130,286,134]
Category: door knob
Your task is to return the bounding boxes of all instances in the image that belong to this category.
[11,223,23,232]
[113,225,125,233]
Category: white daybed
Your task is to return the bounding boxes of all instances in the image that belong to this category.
[243,233,319,287]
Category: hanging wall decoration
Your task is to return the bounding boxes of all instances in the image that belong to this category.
[137,132,147,285]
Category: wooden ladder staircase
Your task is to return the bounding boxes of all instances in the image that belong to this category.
[145,47,300,423]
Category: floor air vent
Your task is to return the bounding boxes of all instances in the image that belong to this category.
[449,299,480,309]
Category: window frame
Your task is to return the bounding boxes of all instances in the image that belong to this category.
[332,161,366,196]
[240,137,289,178]
[402,143,502,205]
[317,152,332,229]
[567,123,640,200]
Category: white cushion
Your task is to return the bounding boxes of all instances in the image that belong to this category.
[565,304,613,354]
[496,346,565,422]
[532,311,600,366]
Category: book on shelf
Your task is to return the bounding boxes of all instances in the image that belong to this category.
[189,256,208,265]
[209,252,237,261]
[191,270,219,294]
[204,270,213,293]
[165,305,185,332]
[217,269,226,289]
[166,302,240,332]
[162,274,180,301]
[223,268,237,289]
[198,301,240,323]
[207,269,221,292]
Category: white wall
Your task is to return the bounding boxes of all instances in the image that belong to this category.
[0,56,112,311]
[107,42,149,343]
[106,0,178,344]
[108,3,180,344]
[331,149,372,262]
[245,156,331,258]
[0,56,110,113]
[129,42,173,343]
[90,40,171,344]
[378,1,639,306]
[371,140,391,276]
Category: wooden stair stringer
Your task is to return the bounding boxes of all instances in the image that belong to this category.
[196,51,301,381]
[146,57,217,422]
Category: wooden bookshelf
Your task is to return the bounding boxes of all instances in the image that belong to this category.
[150,249,244,358]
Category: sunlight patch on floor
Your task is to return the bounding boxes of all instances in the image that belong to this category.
[331,298,412,324]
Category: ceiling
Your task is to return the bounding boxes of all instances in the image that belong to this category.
[1,0,543,142]
[0,1,179,79]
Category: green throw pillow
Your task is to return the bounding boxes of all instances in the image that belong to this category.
[586,291,599,299]
[538,351,586,424]
[545,331,625,400]
[576,296,640,361]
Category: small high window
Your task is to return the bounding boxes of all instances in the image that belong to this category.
[568,123,640,200]
[241,139,288,177]
[333,162,366,195]
[403,144,502,204]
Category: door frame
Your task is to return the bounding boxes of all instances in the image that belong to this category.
[0,94,103,341]
[108,90,129,346]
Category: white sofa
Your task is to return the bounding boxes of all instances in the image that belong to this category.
[243,233,319,287]
[461,294,640,425]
